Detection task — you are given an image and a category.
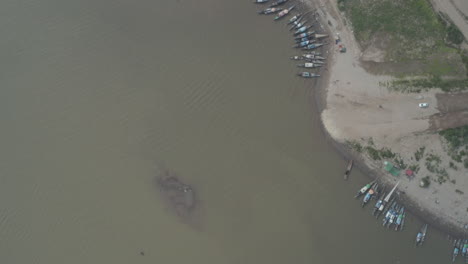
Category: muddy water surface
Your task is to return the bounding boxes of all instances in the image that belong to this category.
[0,0,455,263]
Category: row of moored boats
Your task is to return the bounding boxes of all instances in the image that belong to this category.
[354,179,468,262]
[253,0,328,79]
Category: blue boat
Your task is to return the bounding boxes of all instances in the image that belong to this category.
[415,224,428,246]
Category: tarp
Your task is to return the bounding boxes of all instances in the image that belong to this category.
[384,161,400,176]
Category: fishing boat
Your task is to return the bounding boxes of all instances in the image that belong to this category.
[354,180,376,198]
[302,53,324,60]
[297,72,320,78]
[387,204,400,228]
[295,36,315,43]
[303,43,324,50]
[362,184,378,207]
[270,0,289,7]
[274,5,295,20]
[258,7,282,14]
[400,211,406,230]
[376,181,400,218]
[309,59,324,64]
[453,239,461,262]
[303,54,326,61]
[303,51,321,56]
[293,40,314,48]
[290,21,307,31]
[293,25,313,35]
[415,224,428,246]
[314,34,329,39]
[287,14,302,24]
[462,239,468,264]
[394,206,405,231]
[253,0,269,3]
[372,192,386,216]
[290,56,303,60]
[294,31,316,40]
[343,160,353,180]
[297,63,321,68]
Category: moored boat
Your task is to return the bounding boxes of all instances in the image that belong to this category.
[303,43,324,50]
[394,206,405,231]
[287,14,302,24]
[293,25,313,35]
[274,5,295,20]
[454,239,461,262]
[372,192,386,216]
[297,63,321,68]
[258,7,282,14]
[290,55,303,60]
[253,0,269,3]
[294,31,316,40]
[270,0,289,7]
[362,183,378,207]
[415,224,428,246]
[354,180,376,198]
[297,72,320,78]
[290,21,307,31]
[293,40,314,48]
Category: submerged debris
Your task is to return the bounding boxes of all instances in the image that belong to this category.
[156,172,195,220]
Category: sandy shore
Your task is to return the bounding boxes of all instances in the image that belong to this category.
[305,0,468,236]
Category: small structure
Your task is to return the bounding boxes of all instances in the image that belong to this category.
[384,161,400,176]
[405,169,414,177]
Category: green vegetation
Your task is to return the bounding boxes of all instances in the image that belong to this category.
[439,125,468,165]
[409,164,420,174]
[366,146,381,160]
[389,76,468,92]
[339,0,467,90]
[346,140,363,152]
[439,125,468,149]
[420,176,431,187]
[414,147,426,161]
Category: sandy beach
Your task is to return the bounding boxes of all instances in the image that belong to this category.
[306,0,468,236]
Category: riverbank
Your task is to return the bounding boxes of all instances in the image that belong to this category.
[305,0,468,237]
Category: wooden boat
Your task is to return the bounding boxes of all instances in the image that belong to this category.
[453,239,461,262]
[270,0,289,7]
[372,192,386,216]
[376,181,400,217]
[302,54,323,60]
[290,56,303,60]
[302,51,322,56]
[415,224,428,246]
[302,43,324,50]
[253,0,269,3]
[294,25,313,35]
[394,206,405,230]
[274,5,295,20]
[314,34,329,39]
[354,180,376,198]
[462,239,468,261]
[295,36,315,43]
[297,72,320,78]
[297,63,321,68]
[295,31,316,40]
[362,183,378,207]
[258,7,282,14]
[289,20,306,31]
[295,31,315,40]
[310,59,324,64]
[293,40,314,48]
[287,14,302,24]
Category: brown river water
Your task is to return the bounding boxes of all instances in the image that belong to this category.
[0,0,458,263]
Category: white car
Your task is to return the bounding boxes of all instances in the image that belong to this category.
[418,103,429,108]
